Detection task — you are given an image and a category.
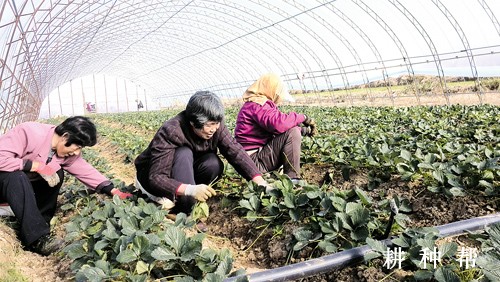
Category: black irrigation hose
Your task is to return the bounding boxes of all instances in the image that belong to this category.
[224,213,500,282]
[381,198,399,240]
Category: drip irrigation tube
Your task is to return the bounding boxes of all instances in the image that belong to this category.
[224,213,500,282]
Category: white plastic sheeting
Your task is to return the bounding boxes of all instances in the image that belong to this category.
[0,0,499,130]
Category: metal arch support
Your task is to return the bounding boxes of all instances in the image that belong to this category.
[220,0,315,78]
[124,2,257,99]
[49,2,234,101]
[128,18,250,97]
[477,0,500,37]
[283,0,366,103]
[388,0,449,104]
[327,4,400,103]
[182,8,273,81]
[226,1,321,92]
[431,0,483,104]
[146,21,260,99]
[252,0,350,101]
[130,4,288,97]
[190,1,300,87]
[314,15,372,96]
[0,61,37,130]
[40,2,192,97]
[11,1,45,102]
[177,4,288,89]
[1,0,43,126]
[353,0,418,105]
[22,1,118,99]
[92,2,221,93]
[1,0,43,129]
[192,0,322,100]
[130,2,301,97]
[274,0,343,96]
[253,0,352,103]
[319,2,394,100]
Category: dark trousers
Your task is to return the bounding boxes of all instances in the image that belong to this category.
[0,170,64,246]
[170,147,223,214]
[251,126,302,179]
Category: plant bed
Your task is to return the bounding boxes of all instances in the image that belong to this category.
[1,104,498,281]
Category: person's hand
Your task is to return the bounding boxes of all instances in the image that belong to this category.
[309,122,318,136]
[184,184,216,202]
[263,182,275,194]
[303,115,318,137]
[256,180,275,193]
[35,162,61,187]
[300,126,317,137]
[300,126,311,136]
[303,115,316,127]
[111,188,133,199]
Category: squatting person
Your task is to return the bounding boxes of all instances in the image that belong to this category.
[0,116,132,255]
[134,91,271,218]
[234,73,317,184]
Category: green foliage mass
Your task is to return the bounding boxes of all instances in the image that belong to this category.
[52,103,498,281]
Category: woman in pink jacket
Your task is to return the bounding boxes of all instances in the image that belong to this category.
[0,116,131,255]
[234,73,317,183]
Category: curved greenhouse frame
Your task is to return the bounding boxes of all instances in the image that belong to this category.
[1,2,500,281]
[1,0,499,132]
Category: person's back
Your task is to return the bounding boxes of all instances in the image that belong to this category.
[235,100,275,150]
[234,73,317,182]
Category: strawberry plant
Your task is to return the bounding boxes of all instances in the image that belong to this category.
[364,222,500,281]
[63,195,241,281]
[237,174,411,258]
[44,103,497,280]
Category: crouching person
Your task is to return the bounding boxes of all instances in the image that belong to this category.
[134,91,271,220]
[0,116,132,255]
[234,73,317,184]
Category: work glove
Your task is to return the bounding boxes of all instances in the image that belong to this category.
[35,162,61,187]
[111,189,133,199]
[303,115,316,127]
[300,126,312,136]
[184,184,216,202]
[258,181,275,194]
[99,181,133,199]
[303,116,318,137]
[309,123,318,136]
[300,126,317,137]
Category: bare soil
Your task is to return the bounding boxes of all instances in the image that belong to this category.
[204,163,498,281]
[1,90,498,281]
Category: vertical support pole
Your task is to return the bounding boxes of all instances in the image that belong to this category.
[58,86,63,116]
[125,80,129,112]
[47,90,52,118]
[93,74,97,112]
[81,77,86,114]
[70,79,75,116]
[104,74,108,113]
[116,77,120,113]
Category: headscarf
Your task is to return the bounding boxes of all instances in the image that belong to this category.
[243,73,288,106]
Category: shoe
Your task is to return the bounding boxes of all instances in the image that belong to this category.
[29,234,64,256]
[136,177,175,210]
[291,178,301,185]
[0,203,14,217]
